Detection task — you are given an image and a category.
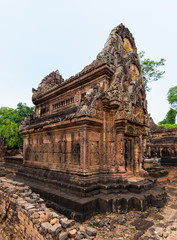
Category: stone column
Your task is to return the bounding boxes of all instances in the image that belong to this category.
[139,135,143,168]
[103,111,108,167]
[160,147,163,157]
[79,126,88,171]
[110,110,118,173]
[148,145,151,157]
[116,132,126,173]
[134,139,139,177]
[23,135,28,163]
[142,138,147,157]
[139,136,148,176]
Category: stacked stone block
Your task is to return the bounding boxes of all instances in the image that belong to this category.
[0,177,97,240]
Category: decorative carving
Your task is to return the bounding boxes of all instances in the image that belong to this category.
[130,64,140,80]
[123,38,133,52]
[32,70,64,102]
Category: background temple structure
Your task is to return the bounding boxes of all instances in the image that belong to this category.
[148,118,177,165]
[18,24,166,221]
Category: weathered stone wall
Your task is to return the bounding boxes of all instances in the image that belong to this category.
[23,126,102,172]
[0,177,98,240]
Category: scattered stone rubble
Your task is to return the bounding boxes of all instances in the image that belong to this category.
[82,167,177,240]
[0,177,97,240]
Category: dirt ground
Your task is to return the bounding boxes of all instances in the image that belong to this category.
[78,166,177,240]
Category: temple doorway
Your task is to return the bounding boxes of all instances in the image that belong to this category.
[124,138,134,172]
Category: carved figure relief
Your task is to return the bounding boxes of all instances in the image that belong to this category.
[123,38,133,52]
[130,64,140,80]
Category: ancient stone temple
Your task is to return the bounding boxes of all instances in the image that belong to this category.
[19,24,166,221]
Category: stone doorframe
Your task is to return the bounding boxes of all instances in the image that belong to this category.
[124,137,134,172]
[124,135,145,177]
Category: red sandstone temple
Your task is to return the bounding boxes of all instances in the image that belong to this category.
[21,24,148,176]
[19,24,166,221]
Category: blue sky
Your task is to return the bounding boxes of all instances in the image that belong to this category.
[0,0,177,123]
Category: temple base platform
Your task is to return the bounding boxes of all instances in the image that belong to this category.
[0,160,167,222]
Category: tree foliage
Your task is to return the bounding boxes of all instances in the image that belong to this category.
[158,87,177,128]
[158,123,177,129]
[167,86,177,110]
[158,108,177,125]
[0,103,34,148]
[138,51,166,91]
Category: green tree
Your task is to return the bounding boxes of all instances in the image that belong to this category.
[167,86,177,110]
[158,86,177,128]
[158,108,177,125]
[0,103,34,148]
[158,123,177,129]
[138,51,166,91]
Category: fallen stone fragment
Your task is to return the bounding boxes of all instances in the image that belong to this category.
[41,213,53,222]
[150,213,164,220]
[68,228,77,237]
[171,225,177,231]
[86,227,97,236]
[131,219,154,230]
[41,222,51,234]
[75,233,83,240]
[60,218,75,228]
[25,204,36,210]
[52,212,60,218]
[19,191,32,197]
[48,223,62,236]
[14,181,24,186]
[31,212,40,219]
[21,202,29,209]
[163,231,170,238]
[32,218,39,224]
[18,186,30,192]
[31,193,40,199]
[79,225,85,233]
[50,218,58,225]
[28,198,37,203]
[7,188,16,195]
[133,230,145,240]
[12,194,18,199]
[28,208,37,215]
[59,232,68,240]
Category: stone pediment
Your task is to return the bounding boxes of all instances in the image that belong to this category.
[21,23,148,131]
[32,70,64,102]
